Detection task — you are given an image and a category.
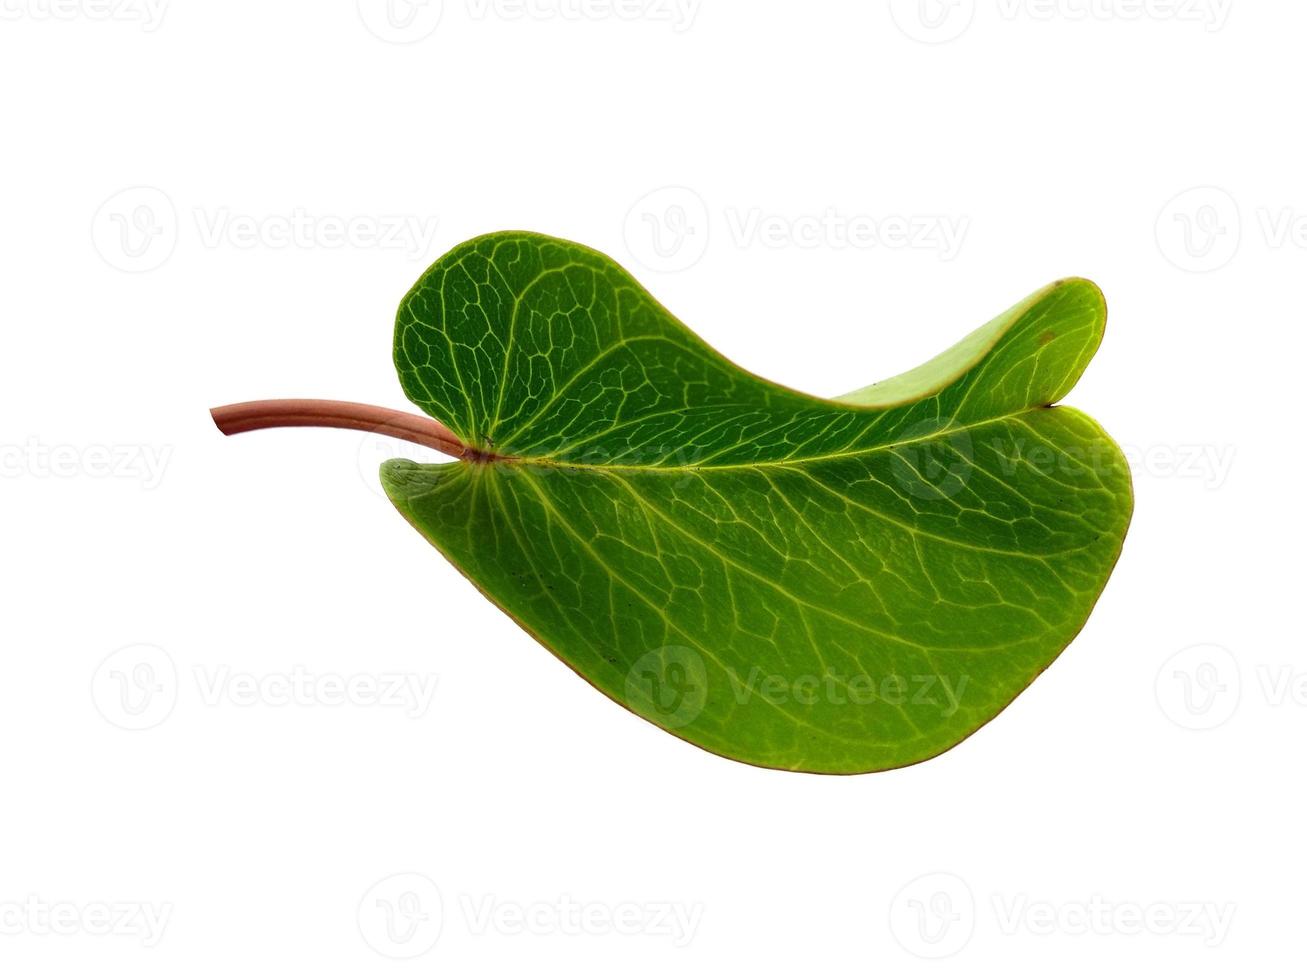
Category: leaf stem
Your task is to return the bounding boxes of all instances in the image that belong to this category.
[209,399,468,459]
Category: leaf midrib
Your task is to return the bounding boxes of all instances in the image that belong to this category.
[475,404,1059,473]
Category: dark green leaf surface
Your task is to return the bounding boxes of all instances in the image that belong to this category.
[382,232,1132,773]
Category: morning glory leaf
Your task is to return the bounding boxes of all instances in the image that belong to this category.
[380,232,1132,773]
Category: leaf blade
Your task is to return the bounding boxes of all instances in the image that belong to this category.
[385,232,1132,773]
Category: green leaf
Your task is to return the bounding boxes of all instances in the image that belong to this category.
[381,232,1132,773]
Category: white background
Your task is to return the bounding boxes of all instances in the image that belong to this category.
[0,1,1297,976]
